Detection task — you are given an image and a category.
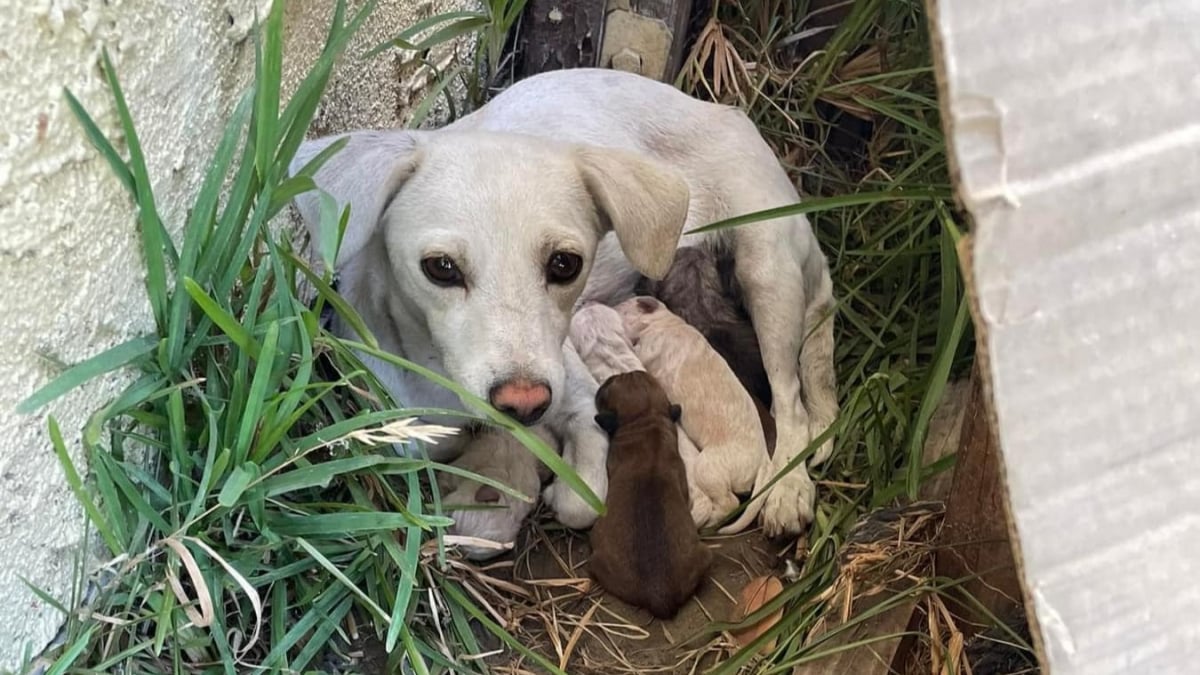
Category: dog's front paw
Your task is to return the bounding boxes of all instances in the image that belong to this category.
[543,479,604,529]
[759,469,816,538]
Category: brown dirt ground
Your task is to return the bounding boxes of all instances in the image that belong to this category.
[472,504,799,675]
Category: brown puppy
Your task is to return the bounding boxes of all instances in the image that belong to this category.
[588,371,713,619]
[636,245,777,453]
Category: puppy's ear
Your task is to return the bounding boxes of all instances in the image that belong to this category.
[669,403,682,423]
[594,411,620,436]
[574,146,689,280]
[289,130,422,268]
[636,297,661,314]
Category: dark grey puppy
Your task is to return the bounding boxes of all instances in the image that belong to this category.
[636,245,776,453]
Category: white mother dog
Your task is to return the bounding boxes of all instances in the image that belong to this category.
[290,68,838,538]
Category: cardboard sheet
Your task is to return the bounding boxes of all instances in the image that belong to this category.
[927,0,1200,672]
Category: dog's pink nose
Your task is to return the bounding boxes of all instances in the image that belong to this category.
[488,378,552,425]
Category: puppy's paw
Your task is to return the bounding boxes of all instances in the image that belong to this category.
[543,480,604,529]
[444,491,529,561]
[707,491,741,528]
[759,470,816,538]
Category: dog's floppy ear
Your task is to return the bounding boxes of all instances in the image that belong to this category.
[594,411,620,437]
[669,403,682,423]
[289,130,422,268]
[575,146,689,280]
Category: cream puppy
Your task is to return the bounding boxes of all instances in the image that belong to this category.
[569,302,714,525]
[617,296,771,534]
[438,426,555,560]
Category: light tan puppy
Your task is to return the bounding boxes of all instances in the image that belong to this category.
[438,426,555,560]
[569,302,715,525]
[617,296,772,534]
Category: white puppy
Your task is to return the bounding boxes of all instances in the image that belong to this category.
[438,426,555,560]
[617,296,774,534]
[568,302,714,526]
[291,68,838,539]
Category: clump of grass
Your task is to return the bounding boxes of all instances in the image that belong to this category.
[18,1,594,673]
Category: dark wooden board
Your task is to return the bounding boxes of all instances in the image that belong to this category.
[517,0,607,75]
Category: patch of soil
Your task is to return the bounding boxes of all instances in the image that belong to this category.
[477,508,797,674]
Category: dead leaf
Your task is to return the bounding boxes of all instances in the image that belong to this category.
[730,575,784,653]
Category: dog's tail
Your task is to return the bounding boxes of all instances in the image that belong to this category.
[800,267,839,466]
[716,460,774,535]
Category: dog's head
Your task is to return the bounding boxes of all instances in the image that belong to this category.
[593,370,681,436]
[290,130,689,425]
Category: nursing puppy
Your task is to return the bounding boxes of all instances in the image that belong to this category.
[589,371,712,619]
[636,245,777,453]
[438,427,554,560]
[569,302,716,526]
[569,302,645,383]
[618,297,772,534]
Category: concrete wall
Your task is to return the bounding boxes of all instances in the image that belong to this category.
[0,0,469,668]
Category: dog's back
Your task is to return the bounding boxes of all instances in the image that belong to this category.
[589,373,712,619]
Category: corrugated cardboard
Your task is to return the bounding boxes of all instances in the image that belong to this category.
[927,0,1200,673]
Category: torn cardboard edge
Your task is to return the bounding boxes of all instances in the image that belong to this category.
[923,0,1047,667]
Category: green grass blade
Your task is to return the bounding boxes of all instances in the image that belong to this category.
[61,89,134,195]
[296,537,390,623]
[686,188,952,234]
[254,0,285,179]
[43,625,97,675]
[237,320,279,463]
[266,175,316,218]
[276,1,378,171]
[386,475,426,651]
[290,135,349,179]
[268,512,453,536]
[182,277,261,358]
[18,336,158,414]
[905,296,970,497]
[48,417,120,554]
[260,456,419,497]
[407,63,467,129]
[363,12,488,58]
[217,462,261,507]
[288,251,379,348]
[99,49,174,327]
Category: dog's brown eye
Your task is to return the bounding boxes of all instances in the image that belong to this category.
[546,251,583,284]
[421,255,465,288]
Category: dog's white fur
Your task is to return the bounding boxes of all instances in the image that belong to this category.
[568,302,715,526]
[438,426,554,559]
[291,68,838,538]
[617,297,772,534]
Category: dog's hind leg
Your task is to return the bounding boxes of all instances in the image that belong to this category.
[800,268,839,466]
[731,223,822,537]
